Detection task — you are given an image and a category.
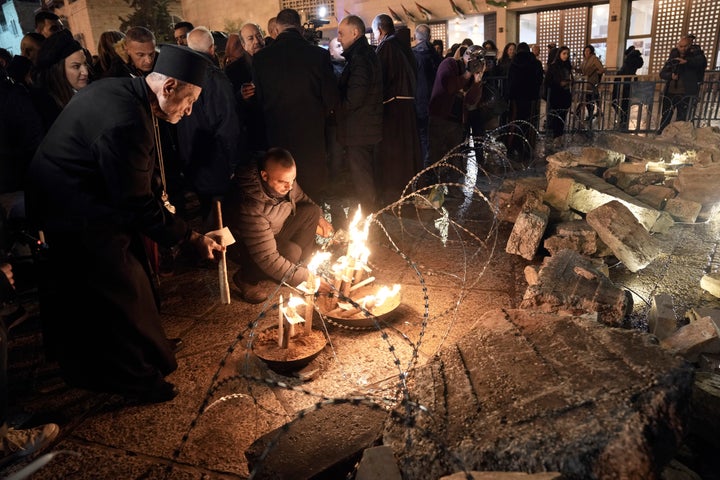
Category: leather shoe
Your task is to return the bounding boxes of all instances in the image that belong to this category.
[169,337,184,353]
[128,380,179,405]
[233,272,268,304]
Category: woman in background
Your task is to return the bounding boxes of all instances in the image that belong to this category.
[31,29,90,131]
[93,30,125,78]
[545,45,573,141]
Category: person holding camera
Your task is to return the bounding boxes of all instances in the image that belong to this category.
[425,44,485,188]
[657,34,707,134]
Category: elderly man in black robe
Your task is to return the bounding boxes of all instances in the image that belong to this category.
[371,14,422,206]
[252,8,339,202]
[25,45,224,404]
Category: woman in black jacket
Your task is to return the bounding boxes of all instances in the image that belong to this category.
[545,46,573,139]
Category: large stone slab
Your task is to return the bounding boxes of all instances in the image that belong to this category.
[519,248,632,326]
[545,169,663,231]
[383,309,694,480]
[586,200,663,272]
[245,402,387,479]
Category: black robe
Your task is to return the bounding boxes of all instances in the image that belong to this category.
[25,76,189,395]
[252,29,339,201]
[374,34,422,204]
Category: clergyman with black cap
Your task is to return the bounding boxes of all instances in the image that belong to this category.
[25,43,224,405]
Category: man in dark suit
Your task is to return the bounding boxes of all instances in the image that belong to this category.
[251,8,339,202]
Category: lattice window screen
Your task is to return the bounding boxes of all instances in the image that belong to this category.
[484,13,496,45]
[687,0,720,69]
[537,10,561,54]
[651,0,686,73]
[562,7,588,70]
[281,0,336,20]
[429,22,447,52]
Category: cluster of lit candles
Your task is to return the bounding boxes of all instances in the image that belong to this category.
[275,207,400,348]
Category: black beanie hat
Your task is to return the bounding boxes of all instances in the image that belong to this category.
[36,29,82,69]
[152,44,209,88]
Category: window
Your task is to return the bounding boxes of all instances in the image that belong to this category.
[627,0,654,75]
[447,15,485,49]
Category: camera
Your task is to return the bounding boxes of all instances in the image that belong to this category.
[303,18,329,45]
[466,46,488,74]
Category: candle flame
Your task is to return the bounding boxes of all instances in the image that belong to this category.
[308,251,331,272]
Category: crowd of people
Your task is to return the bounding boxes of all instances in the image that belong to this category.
[0,7,711,467]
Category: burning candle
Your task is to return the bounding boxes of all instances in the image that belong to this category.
[277,294,285,347]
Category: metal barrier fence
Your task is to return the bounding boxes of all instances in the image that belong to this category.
[483,70,720,137]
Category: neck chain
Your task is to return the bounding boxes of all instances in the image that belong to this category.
[151,112,176,214]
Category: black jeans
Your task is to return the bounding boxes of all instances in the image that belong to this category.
[658,93,696,134]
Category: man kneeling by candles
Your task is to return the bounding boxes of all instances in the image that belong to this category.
[224,148,334,303]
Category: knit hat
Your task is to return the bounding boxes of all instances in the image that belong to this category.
[152,44,209,88]
[36,29,82,69]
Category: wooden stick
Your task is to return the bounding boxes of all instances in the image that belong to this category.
[215,200,231,304]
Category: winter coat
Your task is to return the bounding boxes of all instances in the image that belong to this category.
[617,50,644,75]
[336,35,383,147]
[580,53,604,91]
[659,45,707,96]
[412,40,442,119]
[223,161,317,286]
[545,59,573,110]
[429,57,472,122]
[176,53,243,197]
[507,51,544,102]
[252,29,339,200]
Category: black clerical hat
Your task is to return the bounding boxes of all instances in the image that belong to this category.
[153,44,209,88]
[36,29,82,69]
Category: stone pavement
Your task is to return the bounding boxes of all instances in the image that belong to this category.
[2,158,720,479]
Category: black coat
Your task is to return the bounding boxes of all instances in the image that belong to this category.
[252,29,339,200]
[545,59,573,110]
[508,51,544,102]
[336,35,383,147]
[25,76,187,394]
[412,40,442,119]
[176,55,243,198]
[225,54,266,156]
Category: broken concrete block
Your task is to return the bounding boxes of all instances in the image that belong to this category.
[580,146,625,168]
[519,249,632,327]
[545,170,662,231]
[617,161,648,174]
[543,220,603,257]
[685,307,720,326]
[524,265,540,286]
[674,163,720,205]
[664,197,702,223]
[648,294,677,340]
[635,185,676,210]
[700,272,720,298]
[586,200,663,272]
[649,211,674,234]
[491,177,548,223]
[661,315,720,362]
[696,202,720,223]
[506,195,550,261]
[689,372,720,452]
[612,171,640,191]
[355,446,402,480]
[245,402,386,479]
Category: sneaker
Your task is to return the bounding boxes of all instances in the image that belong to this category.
[232,272,268,304]
[1,423,60,466]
